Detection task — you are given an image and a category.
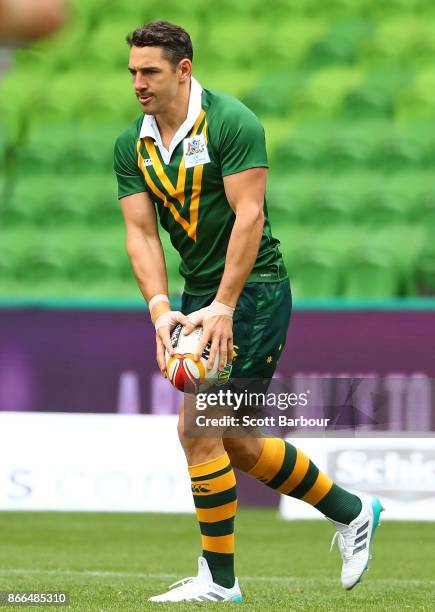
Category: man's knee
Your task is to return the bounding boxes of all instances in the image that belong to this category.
[177,404,222,462]
[223,437,264,472]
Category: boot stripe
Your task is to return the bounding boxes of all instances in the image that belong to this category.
[353,542,367,554]
[356,520,369,534]
[355,533,367,545]
[208,592,225,601]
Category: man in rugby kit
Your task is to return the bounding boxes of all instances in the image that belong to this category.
[114,20,383,604]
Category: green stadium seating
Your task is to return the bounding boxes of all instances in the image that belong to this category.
[344,69,412,118]
[292,67,363,118]
[242,72,305,118]
[195,69,259,101]
[13,245,66,282]
[343,227,424,297]
[6,178,82,226]
[397,69,435,120]
[206,19,275,70]
[87,20,148,70]
[306,18,374,68]
[267,20,328,66]
[18,22,88,73]
[415,239,435,295]
[344,247,400,298]
[267,173,353,225]
[362,18,435,67]
[2,0,435,299]
[291,248,343,298]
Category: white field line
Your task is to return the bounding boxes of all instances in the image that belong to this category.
[0,568,434,587]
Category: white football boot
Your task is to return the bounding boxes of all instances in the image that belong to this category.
[148,556,243,603]
[329,495,385,590]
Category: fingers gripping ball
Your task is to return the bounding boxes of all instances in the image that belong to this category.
[165,324,227,392]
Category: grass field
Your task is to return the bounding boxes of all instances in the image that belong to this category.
[0,510,434,611]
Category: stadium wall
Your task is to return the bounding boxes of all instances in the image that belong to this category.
[0,301,435,420]
[1,412,434,519]
[0,301,433,517]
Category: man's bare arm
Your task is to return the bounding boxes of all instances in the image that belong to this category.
[216,166,266,307]
[120,191,170,319]
[121,191,189,371]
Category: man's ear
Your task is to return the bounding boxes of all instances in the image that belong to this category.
[178,58,192,81]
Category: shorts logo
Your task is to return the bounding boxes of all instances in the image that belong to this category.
[183,134,210,168]
[217,363,233,384]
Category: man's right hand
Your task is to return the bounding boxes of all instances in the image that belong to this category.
[155,310,189,374]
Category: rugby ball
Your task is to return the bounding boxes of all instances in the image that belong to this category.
[165,324,229,392]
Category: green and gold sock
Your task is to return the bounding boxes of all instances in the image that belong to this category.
[247,438,361,524]
[189,452,237,588]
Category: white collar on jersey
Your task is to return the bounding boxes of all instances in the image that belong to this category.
[139,76,203,165]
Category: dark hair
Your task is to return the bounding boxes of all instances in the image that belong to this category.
[126,20,193,66]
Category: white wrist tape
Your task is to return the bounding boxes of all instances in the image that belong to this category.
[187,300,235,327]
[204,300,235,320]
[155,310,184,331]
[149,294,169,312]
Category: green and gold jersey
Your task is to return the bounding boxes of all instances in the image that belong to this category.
[114,77,286,295]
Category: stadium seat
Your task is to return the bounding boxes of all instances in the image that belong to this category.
[306,17,374,68]
[6,174,120,227]
[290,246,344,298]
[13,245,67,282]
[6,178,88,226]
[343,227,424,297]
[0,245,14,281]
[82,0,149,25]
[78,175,121,226]
[0,69,46,142]
[14,124,123,178]
[266,175,309,226]
[19,22,89,73]
[206,19,272,69]
[269,19,328,66]
[415,245,435,295]
[242,72,305,118]
[363,17,435,66]
[397,70,435,121]
[64,248,116,282]
[368,132,424,172]
[87,20,152,69]
[344,69,411,119]
[12,128,69,177]
[197,69,260,101]
[268,173,354,225]
[292,67,363,118]
[272,133,319,173]
[343,248,400,298]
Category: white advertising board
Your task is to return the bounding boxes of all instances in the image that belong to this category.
[280,437,435,521]
[0,412,194,512]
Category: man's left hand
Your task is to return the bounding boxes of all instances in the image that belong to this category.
[183,300,235,370]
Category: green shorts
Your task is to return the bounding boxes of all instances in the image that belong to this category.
[181,278,292,379]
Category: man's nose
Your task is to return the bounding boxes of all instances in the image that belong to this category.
[134,73,148,91]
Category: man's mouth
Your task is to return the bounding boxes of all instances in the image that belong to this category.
[138,94,153,104]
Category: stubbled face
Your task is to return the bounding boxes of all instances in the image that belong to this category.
[128,45,181,115]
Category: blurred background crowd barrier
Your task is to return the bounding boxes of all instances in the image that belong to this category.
[2,0,435,299]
